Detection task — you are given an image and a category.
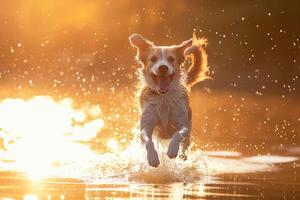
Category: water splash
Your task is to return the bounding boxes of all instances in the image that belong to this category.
[79,138,276,184]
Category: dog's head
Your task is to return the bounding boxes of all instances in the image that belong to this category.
[129,34,192,94]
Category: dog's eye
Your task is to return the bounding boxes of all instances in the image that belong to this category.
[150,55,158,62]
[167,56,175,63]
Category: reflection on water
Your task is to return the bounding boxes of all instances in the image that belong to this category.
[0,96,299,199]
[0,147,299,199]
[0,96,103,179]
[0,156,299,200]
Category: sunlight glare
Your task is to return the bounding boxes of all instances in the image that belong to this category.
[23,195,38,200]
[0,96,104,180]
[107,139,119,152]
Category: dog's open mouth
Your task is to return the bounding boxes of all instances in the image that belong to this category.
[151,73,174,94]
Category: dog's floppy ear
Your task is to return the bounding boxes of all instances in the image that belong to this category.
[176,39,193,56]
[129,34,152,50]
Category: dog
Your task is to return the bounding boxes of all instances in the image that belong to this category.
[129,33,210,167]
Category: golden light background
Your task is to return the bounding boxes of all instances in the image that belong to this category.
[0,0,299,178]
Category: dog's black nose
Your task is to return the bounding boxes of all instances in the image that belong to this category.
[158,65,168,74]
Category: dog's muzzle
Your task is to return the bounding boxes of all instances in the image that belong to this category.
[151,73,174,94]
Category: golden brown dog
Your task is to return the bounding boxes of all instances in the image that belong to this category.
[129,33,210,167]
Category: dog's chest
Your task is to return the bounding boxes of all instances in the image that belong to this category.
[153,93,188,127]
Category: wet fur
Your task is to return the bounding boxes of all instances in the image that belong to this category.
[129,33,210,167]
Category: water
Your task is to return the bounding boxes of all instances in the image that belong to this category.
[0,95,299,199]
[0,144,299,199]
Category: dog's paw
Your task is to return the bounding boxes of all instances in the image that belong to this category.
[145,140,160,167]
[167,133,182,159]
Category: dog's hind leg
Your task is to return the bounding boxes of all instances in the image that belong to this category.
[140,103,160,167]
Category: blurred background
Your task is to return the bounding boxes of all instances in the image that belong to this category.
[0,0,299,152]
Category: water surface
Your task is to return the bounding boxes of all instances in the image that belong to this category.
[0,95,299,199]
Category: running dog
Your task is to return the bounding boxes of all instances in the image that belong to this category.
[129,33,210,167]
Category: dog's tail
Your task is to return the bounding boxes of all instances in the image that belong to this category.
[184,33,211,88]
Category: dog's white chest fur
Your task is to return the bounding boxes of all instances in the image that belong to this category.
[147,88,189,127]
[156,95,172,126]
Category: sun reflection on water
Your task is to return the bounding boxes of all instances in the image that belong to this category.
[107,139,119,152]
[23,195,39,200]
[0,96,104,180]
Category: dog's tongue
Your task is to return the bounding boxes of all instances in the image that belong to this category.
[158,76,169,93]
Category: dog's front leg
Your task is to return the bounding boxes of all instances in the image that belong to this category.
[167,103,191,159]
[167,126,190,159]
[140,103,160,167]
